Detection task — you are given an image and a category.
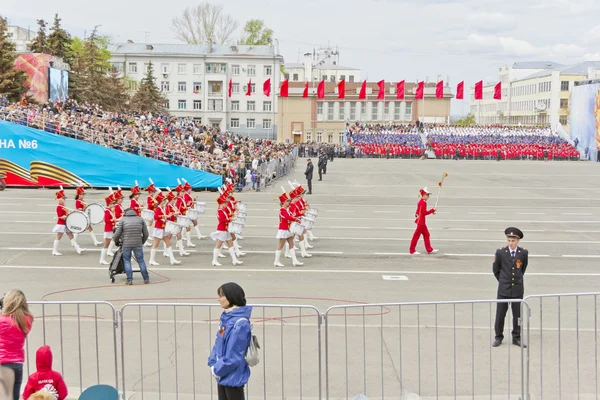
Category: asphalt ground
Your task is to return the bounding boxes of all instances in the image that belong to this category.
[1,157,599,399]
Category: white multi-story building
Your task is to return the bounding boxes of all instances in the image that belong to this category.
[283,47,361,84]
[108,42,283,138]
[472,61,600,131]
[6,25,35,53]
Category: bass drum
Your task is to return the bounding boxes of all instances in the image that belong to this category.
[66,211,90,234]
[86,203,106,225]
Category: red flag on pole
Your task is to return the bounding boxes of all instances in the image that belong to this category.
[280,79,289,97]
[359,80,367,99]
[317,80,325,99]
[337,79,345,99]
[302,82,309,98]
[396,80,405,100]
[415,81,424,99]
[474,81,483,100]
[456,81,464,100]
[245,79,252,96]
[436,81,444,99]
[493,82,502,100]
[377,80,385,100]
[263,78,271,96]
[228,78,232,98]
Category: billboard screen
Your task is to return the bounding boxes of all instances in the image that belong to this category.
[48,67,69,102]
[569,81,600,161]
[13,53,51,103]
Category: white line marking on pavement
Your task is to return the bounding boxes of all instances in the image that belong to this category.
[562,255,600,258]
[468,212,497,215]
[516,213,546,215]
[566,230,600,233]
[382,275,409,281]
[562,213,592,216]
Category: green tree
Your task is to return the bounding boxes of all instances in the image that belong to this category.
[130,62,166,114]
[104,68,130,112]
[47,14,73,65]
[455,113,476,126]
[239,19,273,45]
[0,16,28,101]
[28,19,48,53]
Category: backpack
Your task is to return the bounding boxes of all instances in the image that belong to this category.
[234,317,260,367]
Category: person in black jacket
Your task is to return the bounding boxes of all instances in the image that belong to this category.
[492,227,528,348]
[304,159,313,194]
[317,152,327,181]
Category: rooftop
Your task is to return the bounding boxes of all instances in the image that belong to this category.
[512,61,564,70]
[108,43,281,58]
[519,61,600,80]
[284,62,360,71]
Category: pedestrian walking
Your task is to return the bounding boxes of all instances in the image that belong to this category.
[409,187,438,255]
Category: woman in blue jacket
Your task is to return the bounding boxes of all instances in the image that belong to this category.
[208,282,252,400]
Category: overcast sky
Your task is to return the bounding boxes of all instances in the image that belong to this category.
[4,0,600,115]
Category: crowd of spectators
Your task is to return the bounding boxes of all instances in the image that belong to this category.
[0,98,297,188]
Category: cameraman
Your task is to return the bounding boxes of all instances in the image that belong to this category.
[0,290,34,400]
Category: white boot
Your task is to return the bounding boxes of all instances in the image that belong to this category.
[177,240,190,256]
[168,247,181,265]
[218,247,227,258]
[284,242,292,259]
[274,250,285,267]
[163,242,168,258]
[304,236,314,249]
[291,249,304,266]
[233,240,246,256]
[195,225,206,239]
[234,239,243,249]
[143,236,153,247]
[99,248,110,265]
[71,239,87,255]
[212,248,222,266]
[90,231,102,247]
[299,241,312,258]
[186,231,196,247]
[229,248,243,265]
[307,230,319,241]
[107,241,115,257]
[149,248,160,266]
[52,240,62,256]
[71,233,78,246]
[236,234,244,240]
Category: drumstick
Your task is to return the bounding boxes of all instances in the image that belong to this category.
[434,173,449,209]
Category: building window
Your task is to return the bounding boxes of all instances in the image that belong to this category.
[561,81,569,91]
[349,75,355,83]
[350,102,357,120]
[193,100,202,110]
[232,83,240,94]
[193,82,202,94]
[339,132,344,144]
[247,119,255,128]
[559,116,568,125]
[128,80,138,91]
[210,81,222,95]
[263,101,272,112]
[207,99,223,111]
[384,102,390,119]
[206,63,226,74]
[339,103,345,121]
[264,65,272,76]
[372,102,378,120]
[193,64,202,74]
[178,64,187,74]
[144,63,150,73]
[284,73,290,80]
[317,103,323,116]
[247,101,255,111]
[110,62,122,72]
[327,102,334,121]
[293,73,299,81]
[316,132,323,142]
[161,63,170,74]
[340,75,346,81]
[251,83,256,94]
[328,134,333,143]
[178,100,187,110]
[231,118,240,128]
[178,82,187,92]
[330,75,336,83]
[560,99,568,109]
[231,101,240,111]
[129,63,138,73]
[163,100,170,109]
[247,65,256,76]
[405,102,412,119]
[231,65,240,75]
[160,81,170,92]
[306,132,312,141]
[263,119,272,129]
[322,75,327,81]
[394,103,401,120]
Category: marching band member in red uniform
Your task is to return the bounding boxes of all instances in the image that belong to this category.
[52,187,86,256]
[210,193,243,266]
[409,187,439,255]
[99,193,116,265]
[108,187,125,257]
[143,179,157,247]
[182,178,206,240]
[149,191,176,266]
[174,182,195,252]
[224,189,245,257]
[292,180,319,242]
[165,189,184,263]
[74,184,102,246]
[274,191,303,267]
[288,187,312,259]
[129,181,143,217]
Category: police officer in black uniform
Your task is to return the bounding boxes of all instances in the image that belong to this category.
[318,151,327,181]
[493,227,528,348]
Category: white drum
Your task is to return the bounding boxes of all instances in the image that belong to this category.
[165,221,181,235]
[141,209,154,222]
[228,222,244,234]
[177,215,192,228]
[187,209,201,221]
[238,203,247,213]
[290,222,305,236]
[236,212,247,219]
[301,216,316,230]
[66,211,90,234]
[233,217,246,226]
[86,203,105,225]
[306,208,318,217]
[195,202,206,213]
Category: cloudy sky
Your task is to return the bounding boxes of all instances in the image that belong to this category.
[4,0,600,115]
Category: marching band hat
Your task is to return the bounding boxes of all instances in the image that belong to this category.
[289,188,299,199]
[279,192,290,203]
[131,181,141,195]
[155,192,166,203]
[419,187,431,196]
[505,227,524,239]
[167,190,176,201]
[104,193,115,206]
[55,188,66,200]
[182,179,192,191]
[217,194,228,204]
[146,183,156,193]
[76,185,86,195]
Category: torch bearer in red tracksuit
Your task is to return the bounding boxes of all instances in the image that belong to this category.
[409,186,439,255]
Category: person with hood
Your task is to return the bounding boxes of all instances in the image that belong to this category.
[208,283,252,400]
[22,346,68,400]
[112,208,150,285]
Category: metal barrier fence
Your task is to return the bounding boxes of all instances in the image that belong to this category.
[19,294,600,399]
[258,149,297,191]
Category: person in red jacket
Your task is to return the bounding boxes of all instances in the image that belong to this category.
[22,346,68,400]
[409,187,439,255]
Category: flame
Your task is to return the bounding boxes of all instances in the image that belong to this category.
[438,181,442,187]
[443,172,449,178]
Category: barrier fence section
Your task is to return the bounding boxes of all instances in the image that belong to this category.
[258,149,297,191]
[118,303,321,400]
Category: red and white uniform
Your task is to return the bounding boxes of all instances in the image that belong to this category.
[147,196,156,211]
[210,208,233,242]
[166,203,178,223]
[52,205,69,233]
[75,199,86,211]
[130,198,142,216]
[276,207,298,239]
[104,209,115,239]
[153,206,166,239]
[115,203,124,221]
[176,197,187,216]
[183,193,194,209]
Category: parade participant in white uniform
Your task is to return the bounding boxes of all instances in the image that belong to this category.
[274,191,303,267]
[210,193,243,267]
[74,185,102,246]
[182,178,206,240]
[52,187,86,256]
[143,179,157,247]
[99,192,116,265]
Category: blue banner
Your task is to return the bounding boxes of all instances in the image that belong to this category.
[0,121,223,188]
